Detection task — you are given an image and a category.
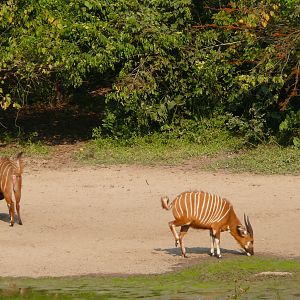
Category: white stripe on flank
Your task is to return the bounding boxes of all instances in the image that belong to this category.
[216,206,231,223]
[0,163,4,176]
[189,192,192,220]
[214,200,228,223]
[206,195,217,224]
[188,192,192,219]
[3,164,12,191]
[193,192,197,218]
[198,192,207,223]
[215,196,221,221]
[207,194,218,225]
[207,195,218,224]
[195,192,200,220]
[211,197,224,224]
[192,193,195,218]
[206,194,216,224]
[202,193,211,224]
[190,193,193,218]
[202,194,212,224]
[1,161,11,175]
[0,162,7,189]
[11,161,18,170]
[0,160,6,169]
[184,193,188,219]
[212,195,221,222]
[196,192,201,220]
[178,193,184,216]
[194,192,198,218]
[2,164,11,191]
[174,197,180,218]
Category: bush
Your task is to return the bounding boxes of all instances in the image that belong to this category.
[0,0,299,144]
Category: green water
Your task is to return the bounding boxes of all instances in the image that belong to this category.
[1,257,299,299]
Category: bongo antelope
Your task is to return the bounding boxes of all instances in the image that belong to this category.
[0,152,24,226]
[161,191,254,258]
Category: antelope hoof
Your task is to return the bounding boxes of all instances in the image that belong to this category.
[209,252,215,257]
[216,254,222,259]
[19,220,23,225]
[182,254,188,258]
[9,222,14,227]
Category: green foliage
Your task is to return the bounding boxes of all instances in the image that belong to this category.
[102,0,300,142]
[0,0,299,144]
[279,109,300,146]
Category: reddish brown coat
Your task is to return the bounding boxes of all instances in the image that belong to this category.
[161,191,254,258]
[0,152,24,226]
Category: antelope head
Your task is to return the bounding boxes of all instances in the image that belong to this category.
[236,214,254,256]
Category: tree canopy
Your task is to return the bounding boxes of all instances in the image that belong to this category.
[1,0,299,144]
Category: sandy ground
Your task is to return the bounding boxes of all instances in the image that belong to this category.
[0,163,299,278]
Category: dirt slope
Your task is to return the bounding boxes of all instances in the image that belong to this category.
[0,164,299,277]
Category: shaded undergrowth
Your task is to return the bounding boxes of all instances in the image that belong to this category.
[1,109,300,174]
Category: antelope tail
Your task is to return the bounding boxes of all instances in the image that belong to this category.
[15,152,24,175]
[161,196,172,210]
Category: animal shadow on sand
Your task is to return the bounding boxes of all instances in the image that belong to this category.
[0,212,16,224]
[154,246,243,257]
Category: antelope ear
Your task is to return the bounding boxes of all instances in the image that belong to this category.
[237,225,247,237]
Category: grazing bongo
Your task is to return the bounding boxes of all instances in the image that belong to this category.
[161,191,254,258]
[0,152,24,226]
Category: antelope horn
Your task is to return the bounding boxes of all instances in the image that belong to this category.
[244,213,253,237]
[247,215,253,237]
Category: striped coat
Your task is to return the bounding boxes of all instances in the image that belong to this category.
[161,191,254,258]
[168,191,232,229]
[0,152,24,226]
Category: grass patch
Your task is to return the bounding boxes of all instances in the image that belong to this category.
[75,117,244,166]
[0,142,51,159]
[0,143,51,159]
[0,132,52,158]
[209,144,300,175]
[2,122,300,175]
[0,257,299,299]
[74,130,243,166]
[75,135,300,175]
